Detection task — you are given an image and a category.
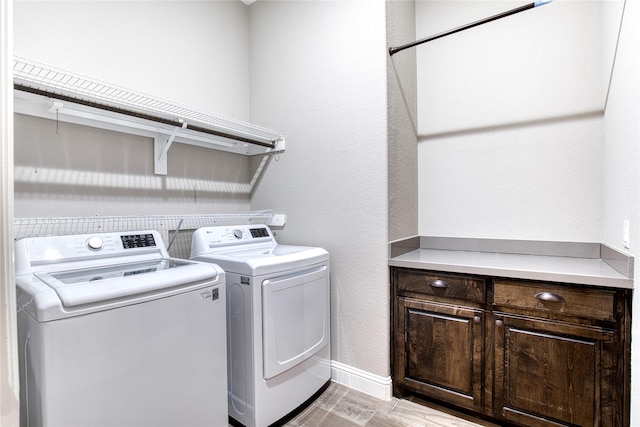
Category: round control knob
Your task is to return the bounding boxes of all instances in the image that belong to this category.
[233,229,243,239]
[87,237,104,250]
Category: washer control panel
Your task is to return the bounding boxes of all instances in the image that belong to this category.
[120,233,157,249]
[17,231,164,269]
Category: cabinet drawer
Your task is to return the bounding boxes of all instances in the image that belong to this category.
[493,279,616,321]
[396,269,486,303]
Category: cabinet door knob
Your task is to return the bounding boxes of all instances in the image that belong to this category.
[495,319,504,327]
[429,279,449,289]
[473,315,481,324]
[535,292,565,303]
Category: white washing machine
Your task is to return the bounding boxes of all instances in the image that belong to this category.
[15,230,228,427]
[190,225,331,427]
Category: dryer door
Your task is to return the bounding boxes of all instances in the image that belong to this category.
[262,265,329,380]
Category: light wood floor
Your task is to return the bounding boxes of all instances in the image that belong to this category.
[280,381,500,427]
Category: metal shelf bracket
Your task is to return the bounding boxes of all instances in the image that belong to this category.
[154,121,188,175]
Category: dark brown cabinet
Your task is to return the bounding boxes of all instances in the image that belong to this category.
[391,267,631,427]
[396,297,484,411]
[494,313,616,426]
[392,269,487,411]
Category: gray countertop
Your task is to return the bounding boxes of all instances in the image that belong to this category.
[389,236,634,289]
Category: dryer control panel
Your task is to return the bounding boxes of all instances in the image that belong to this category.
[192,225,275,251]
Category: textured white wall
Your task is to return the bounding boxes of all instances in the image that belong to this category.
[601,1,640,424]
[415,1,622,242]
[14,114,251,217]
[249,1,390,379]
[416,0,622,136]
[13,1,254,217]
[418,116,604,241]
[14,0,251,118]
[387,1,418,242]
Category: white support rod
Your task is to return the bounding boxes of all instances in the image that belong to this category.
[159,120,187,162]
[388,0,553,56]
[249,154,272,193]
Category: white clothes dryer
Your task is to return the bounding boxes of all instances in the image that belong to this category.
[190,225,331,427]
[15,230,228,427]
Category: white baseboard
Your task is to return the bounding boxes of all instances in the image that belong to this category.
[331,360,392,401]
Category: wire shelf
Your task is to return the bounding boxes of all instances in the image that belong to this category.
[14,212,274,259]
[13,56,284,147]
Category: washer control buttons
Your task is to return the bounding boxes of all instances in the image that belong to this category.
[86,237,104,250]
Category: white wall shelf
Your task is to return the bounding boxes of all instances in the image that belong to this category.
[13,57,285,175]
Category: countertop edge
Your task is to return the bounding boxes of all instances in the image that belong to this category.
[388,258,633,289]
[388,236,634,289]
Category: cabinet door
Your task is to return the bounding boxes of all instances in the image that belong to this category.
[494,314,617,427]
[395,297,483,411]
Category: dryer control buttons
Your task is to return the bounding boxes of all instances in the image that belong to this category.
[233,229,243,239]
[86,237,104,251]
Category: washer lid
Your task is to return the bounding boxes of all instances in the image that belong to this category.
[34,258,221,307]
[192,245,329,276]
